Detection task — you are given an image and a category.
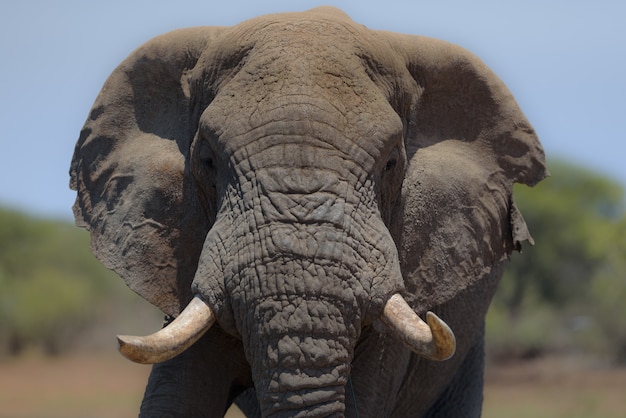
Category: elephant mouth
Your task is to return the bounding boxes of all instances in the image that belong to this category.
[117,292,456,364]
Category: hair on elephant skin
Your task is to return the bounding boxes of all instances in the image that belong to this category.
[70,6,547,418]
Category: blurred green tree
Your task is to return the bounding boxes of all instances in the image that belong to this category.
[498,161,624,314]
[589,217,626,362]
[0,208,143,355]
[488,160,626,362]
[2,159,625,361]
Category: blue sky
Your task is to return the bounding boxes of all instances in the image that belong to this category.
[1,0,625,219]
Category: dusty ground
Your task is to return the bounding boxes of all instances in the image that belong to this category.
[0,353,624,417]
[0,353,150,418]
[483,357,626,418]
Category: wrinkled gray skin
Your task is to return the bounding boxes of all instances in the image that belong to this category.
[70,7,546,417]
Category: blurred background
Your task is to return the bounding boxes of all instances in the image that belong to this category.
[1,1,624,417]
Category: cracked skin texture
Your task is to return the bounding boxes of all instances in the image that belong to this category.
[70,6,547,417]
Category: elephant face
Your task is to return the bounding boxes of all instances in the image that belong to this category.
[70,7,546,417]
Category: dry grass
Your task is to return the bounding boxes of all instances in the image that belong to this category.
[0,353,624,417]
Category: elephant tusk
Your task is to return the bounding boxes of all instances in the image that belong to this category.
[117,295,216,364]
[380,294,456,361]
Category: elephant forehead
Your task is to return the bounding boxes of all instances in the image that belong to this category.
[193,14,370,92]
[198,76,403,171]
[193,13,402,135]
[236,10,366,56]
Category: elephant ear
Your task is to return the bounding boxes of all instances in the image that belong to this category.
[70,27,224,317]
[388,34,548,312]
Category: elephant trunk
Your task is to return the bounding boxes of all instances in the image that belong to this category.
[243,294,354,417]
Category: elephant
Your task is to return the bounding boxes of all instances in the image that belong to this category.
[70,6,547,418]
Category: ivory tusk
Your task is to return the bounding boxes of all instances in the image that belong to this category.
[117,295,216,364]
[380,293,456,361]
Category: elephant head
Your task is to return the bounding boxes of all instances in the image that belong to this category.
[70,7,546,417]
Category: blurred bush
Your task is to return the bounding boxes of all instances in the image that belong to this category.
[0,208,160,356]
[487,160,626,364]
[1,159,625,363]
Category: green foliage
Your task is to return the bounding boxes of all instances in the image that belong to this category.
[588,217,626,362]
[0,208,148,356]
[488,160,626,363]
[501,161,624,310]
[486,302,561,360]
[2,158,625,362]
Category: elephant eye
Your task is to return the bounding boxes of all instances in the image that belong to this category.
[384,148,400,172]
[198,142,215,169]
[385,158,397,171]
